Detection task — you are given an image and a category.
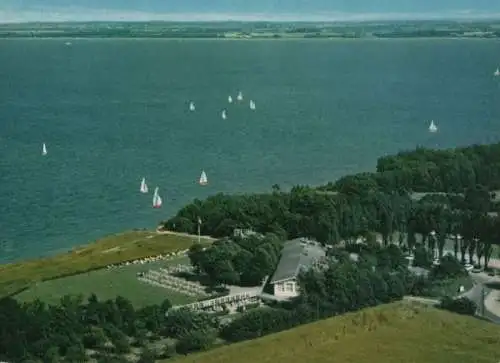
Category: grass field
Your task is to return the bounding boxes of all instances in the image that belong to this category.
[16,256,194,308]
[0,230,212,299]
[168,302,500,363]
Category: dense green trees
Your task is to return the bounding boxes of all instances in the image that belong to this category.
[0,295,172,362]
[188,233,283,286]
[164,143,500,271]
[328,143,500,193]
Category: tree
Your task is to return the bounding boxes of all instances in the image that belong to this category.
[65,343,86,363]
[413,245,432,268]
[137,348,156,363]
[175,329,216,354]
[439,296,477,316]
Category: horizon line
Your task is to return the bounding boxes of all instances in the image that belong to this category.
[1,8,500,24]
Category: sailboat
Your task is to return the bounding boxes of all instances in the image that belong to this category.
[428,120,438,133]
[228,95,233,103]
[152,187,162,208]
[199,170,208,186]
[42,143,47,156]
[221,109,227,120]
[494,68,500,77]
[189,101,196,111]
[249,100,256,110]
[237,91,243,101]
[140,178,148,193]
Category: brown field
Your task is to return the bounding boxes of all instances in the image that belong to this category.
[0,230,212,298]
[169,302,500,363]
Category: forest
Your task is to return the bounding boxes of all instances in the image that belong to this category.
[164,143,500,271]
[0,242,476,362]
[1,142,499,362]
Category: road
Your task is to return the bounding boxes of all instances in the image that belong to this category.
[405,272,500,324]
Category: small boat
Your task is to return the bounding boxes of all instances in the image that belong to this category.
[42,143,47,156]
[65,41,72,46]
[494,68,500,77]
[228,95,233,103]
[221,109,227,120]
[152,187,162,208]
[237,91,243,101]
[428,120,438,133]
[249,100,256,110]
[140,178,148,193]
[189,101,195,111]
[199,170,208,186]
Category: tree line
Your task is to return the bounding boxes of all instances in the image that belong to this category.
[0,294,175,363]
[164,144,500,269]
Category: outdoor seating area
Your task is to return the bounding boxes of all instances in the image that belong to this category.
[176,292,261,313]
[106,249,189,269]
[137,263,209,298]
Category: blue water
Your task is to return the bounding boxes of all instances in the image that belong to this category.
[0,38,499,262]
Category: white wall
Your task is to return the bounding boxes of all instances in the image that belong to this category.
[273,279,299,298]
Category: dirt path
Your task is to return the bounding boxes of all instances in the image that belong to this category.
[155,228,216,241]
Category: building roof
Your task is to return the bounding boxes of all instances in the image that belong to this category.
[270,238,326,284]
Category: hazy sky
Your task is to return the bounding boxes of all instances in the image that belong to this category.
[1,0,500,22]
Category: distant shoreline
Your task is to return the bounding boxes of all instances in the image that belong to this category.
[1,36,499,41]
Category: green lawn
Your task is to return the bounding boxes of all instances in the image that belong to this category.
[16,256,196,308]
[0,231,212,297]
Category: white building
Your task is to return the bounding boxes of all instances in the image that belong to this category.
[269,238,326,299]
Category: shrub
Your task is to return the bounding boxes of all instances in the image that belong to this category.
[439,296,477,316]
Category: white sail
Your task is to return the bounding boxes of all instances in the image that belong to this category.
[42,143,47,156]
[152,187,162,208]
[249,100,256,110]
[237,91,243,101]
[494,68,500,76]
[189,101,195,111]
[228,95,233,103]
[140,178,148,193]
[221,109,227,120]
[428,120,438,133]
[199,170,208,186]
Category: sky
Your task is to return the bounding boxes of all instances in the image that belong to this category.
[1,0,500,23]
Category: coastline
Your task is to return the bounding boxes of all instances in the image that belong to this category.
[0,229,212,299]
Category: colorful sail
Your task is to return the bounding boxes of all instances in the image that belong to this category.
[152,187,162,208]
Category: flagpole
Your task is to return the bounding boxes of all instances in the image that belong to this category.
[197,217,201,244]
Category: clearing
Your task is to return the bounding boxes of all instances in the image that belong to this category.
[169,302,500,363]
[0,230,212,299]
[16,256,195,308]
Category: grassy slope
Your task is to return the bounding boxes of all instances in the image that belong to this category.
[0,231,210,298]
[16,256,194,308]
[169,302,500,363]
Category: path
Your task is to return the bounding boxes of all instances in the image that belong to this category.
[405,273,500,324]
[155,228,216,241]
